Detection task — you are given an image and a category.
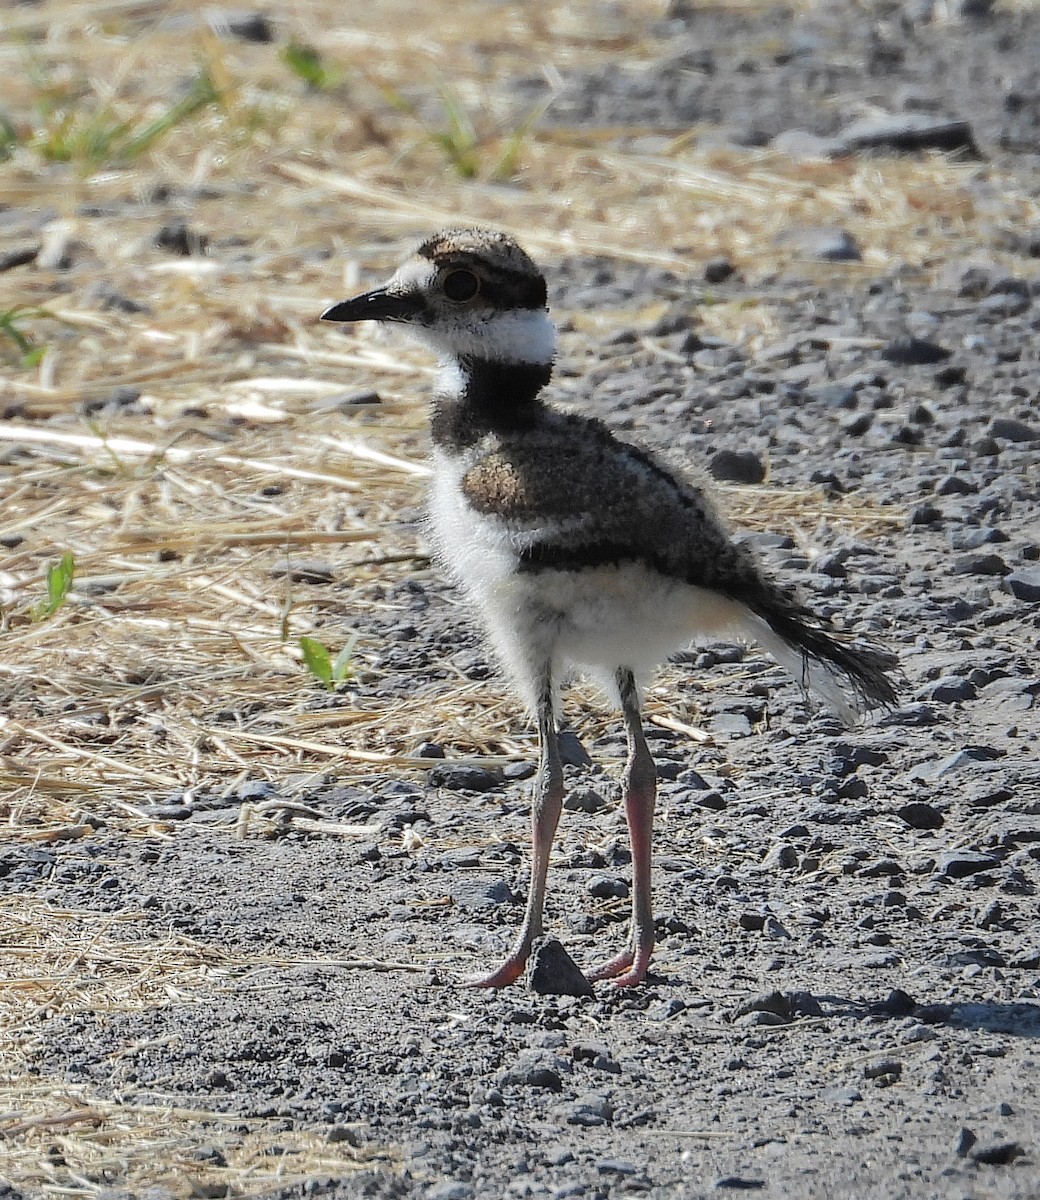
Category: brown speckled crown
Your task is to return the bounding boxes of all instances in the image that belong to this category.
[416,228,548,311]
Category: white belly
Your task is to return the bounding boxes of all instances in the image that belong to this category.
[426,452,739,710]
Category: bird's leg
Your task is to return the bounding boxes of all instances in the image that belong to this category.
[587,667,657,987]
[468,670,564,988]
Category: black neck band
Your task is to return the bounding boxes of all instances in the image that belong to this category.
[430,357,552,449]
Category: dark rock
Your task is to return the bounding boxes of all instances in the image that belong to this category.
[949,527,1008,550]
[0,243,40,272]
[875,988,917,1017]
[529,938,594,997]
[587,875,628,899]
[863,1058,902,1081]
[236,779,277,802]
[761,843,799,870]
[815,552,848,578]
[427,764,500,792]
[934,364,967,387]
[955,1127,978,1158]
[558,731,593,768]
[843,412,873,436]
[450,879,516,910]
[934,474,977,496]
[714,1178,766,1191]
[648,997,686,1020]
[563,1093,614,1126]
[499,1048,568,1090]
[896,802,944,830]
[141,803,192,820]
[967,784,1014,808]
[564,787,608,813]
[989,416,1039,442]
[155,220,208,256]
[704,257,736,284]
[926,676,977,703]
[937,851,1001,879]
[832,113,980,157]
[809,383,858,410]
[597,1158,640,1176]
[695,791,727,811]
[952,552,1009,577]
[881,336,952,365]
[858,858,902,878]
[649,304,697,336]
[502,761,536,781]
[208,9,275,41]
[891,423,924,446]
[573,1041,622,1074]
[1004,567,1040,602]
[709,449,767,484]
[732,990,793,1023]
[908,502,942,525]
[879,703,942,728]
[830,743,889,772]
[789,991,824,1017]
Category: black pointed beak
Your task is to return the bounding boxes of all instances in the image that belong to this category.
[320,286,425,324]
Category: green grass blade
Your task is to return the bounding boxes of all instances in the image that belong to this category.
[332,635,358,683]
[117,68,220,161]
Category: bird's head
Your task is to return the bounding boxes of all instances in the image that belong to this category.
[321,228,556,367]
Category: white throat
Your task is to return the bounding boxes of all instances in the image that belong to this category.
[409,308,557,370]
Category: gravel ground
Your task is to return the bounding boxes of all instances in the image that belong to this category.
[9,5,1040,1199]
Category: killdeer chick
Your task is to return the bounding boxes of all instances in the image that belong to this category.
[321,228,897,989]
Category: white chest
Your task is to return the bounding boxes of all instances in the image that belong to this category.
[427,449,519,605]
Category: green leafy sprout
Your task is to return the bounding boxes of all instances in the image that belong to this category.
[0,306,49,369]
[299,634,357,692]
[280,39,346,92]
[33,553,76,622]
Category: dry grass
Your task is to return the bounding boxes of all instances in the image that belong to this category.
[2,1081,394,1198]
[1,0,1037,1191]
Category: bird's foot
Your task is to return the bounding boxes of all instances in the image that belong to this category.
[586,943,653,988]
[464,952,529,989]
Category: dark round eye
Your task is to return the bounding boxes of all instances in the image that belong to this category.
[442,269,480,303]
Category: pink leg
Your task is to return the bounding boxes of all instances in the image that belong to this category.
[587,669,657,987]
[467,686,564,988]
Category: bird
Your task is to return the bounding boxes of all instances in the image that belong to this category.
[320,227,898,989]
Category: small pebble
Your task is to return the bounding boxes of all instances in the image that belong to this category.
[427,764,500,792]
[709,449,767,484]
[881,336,952,365]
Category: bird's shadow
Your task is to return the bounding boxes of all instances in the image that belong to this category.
[817,992,1040,1039]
